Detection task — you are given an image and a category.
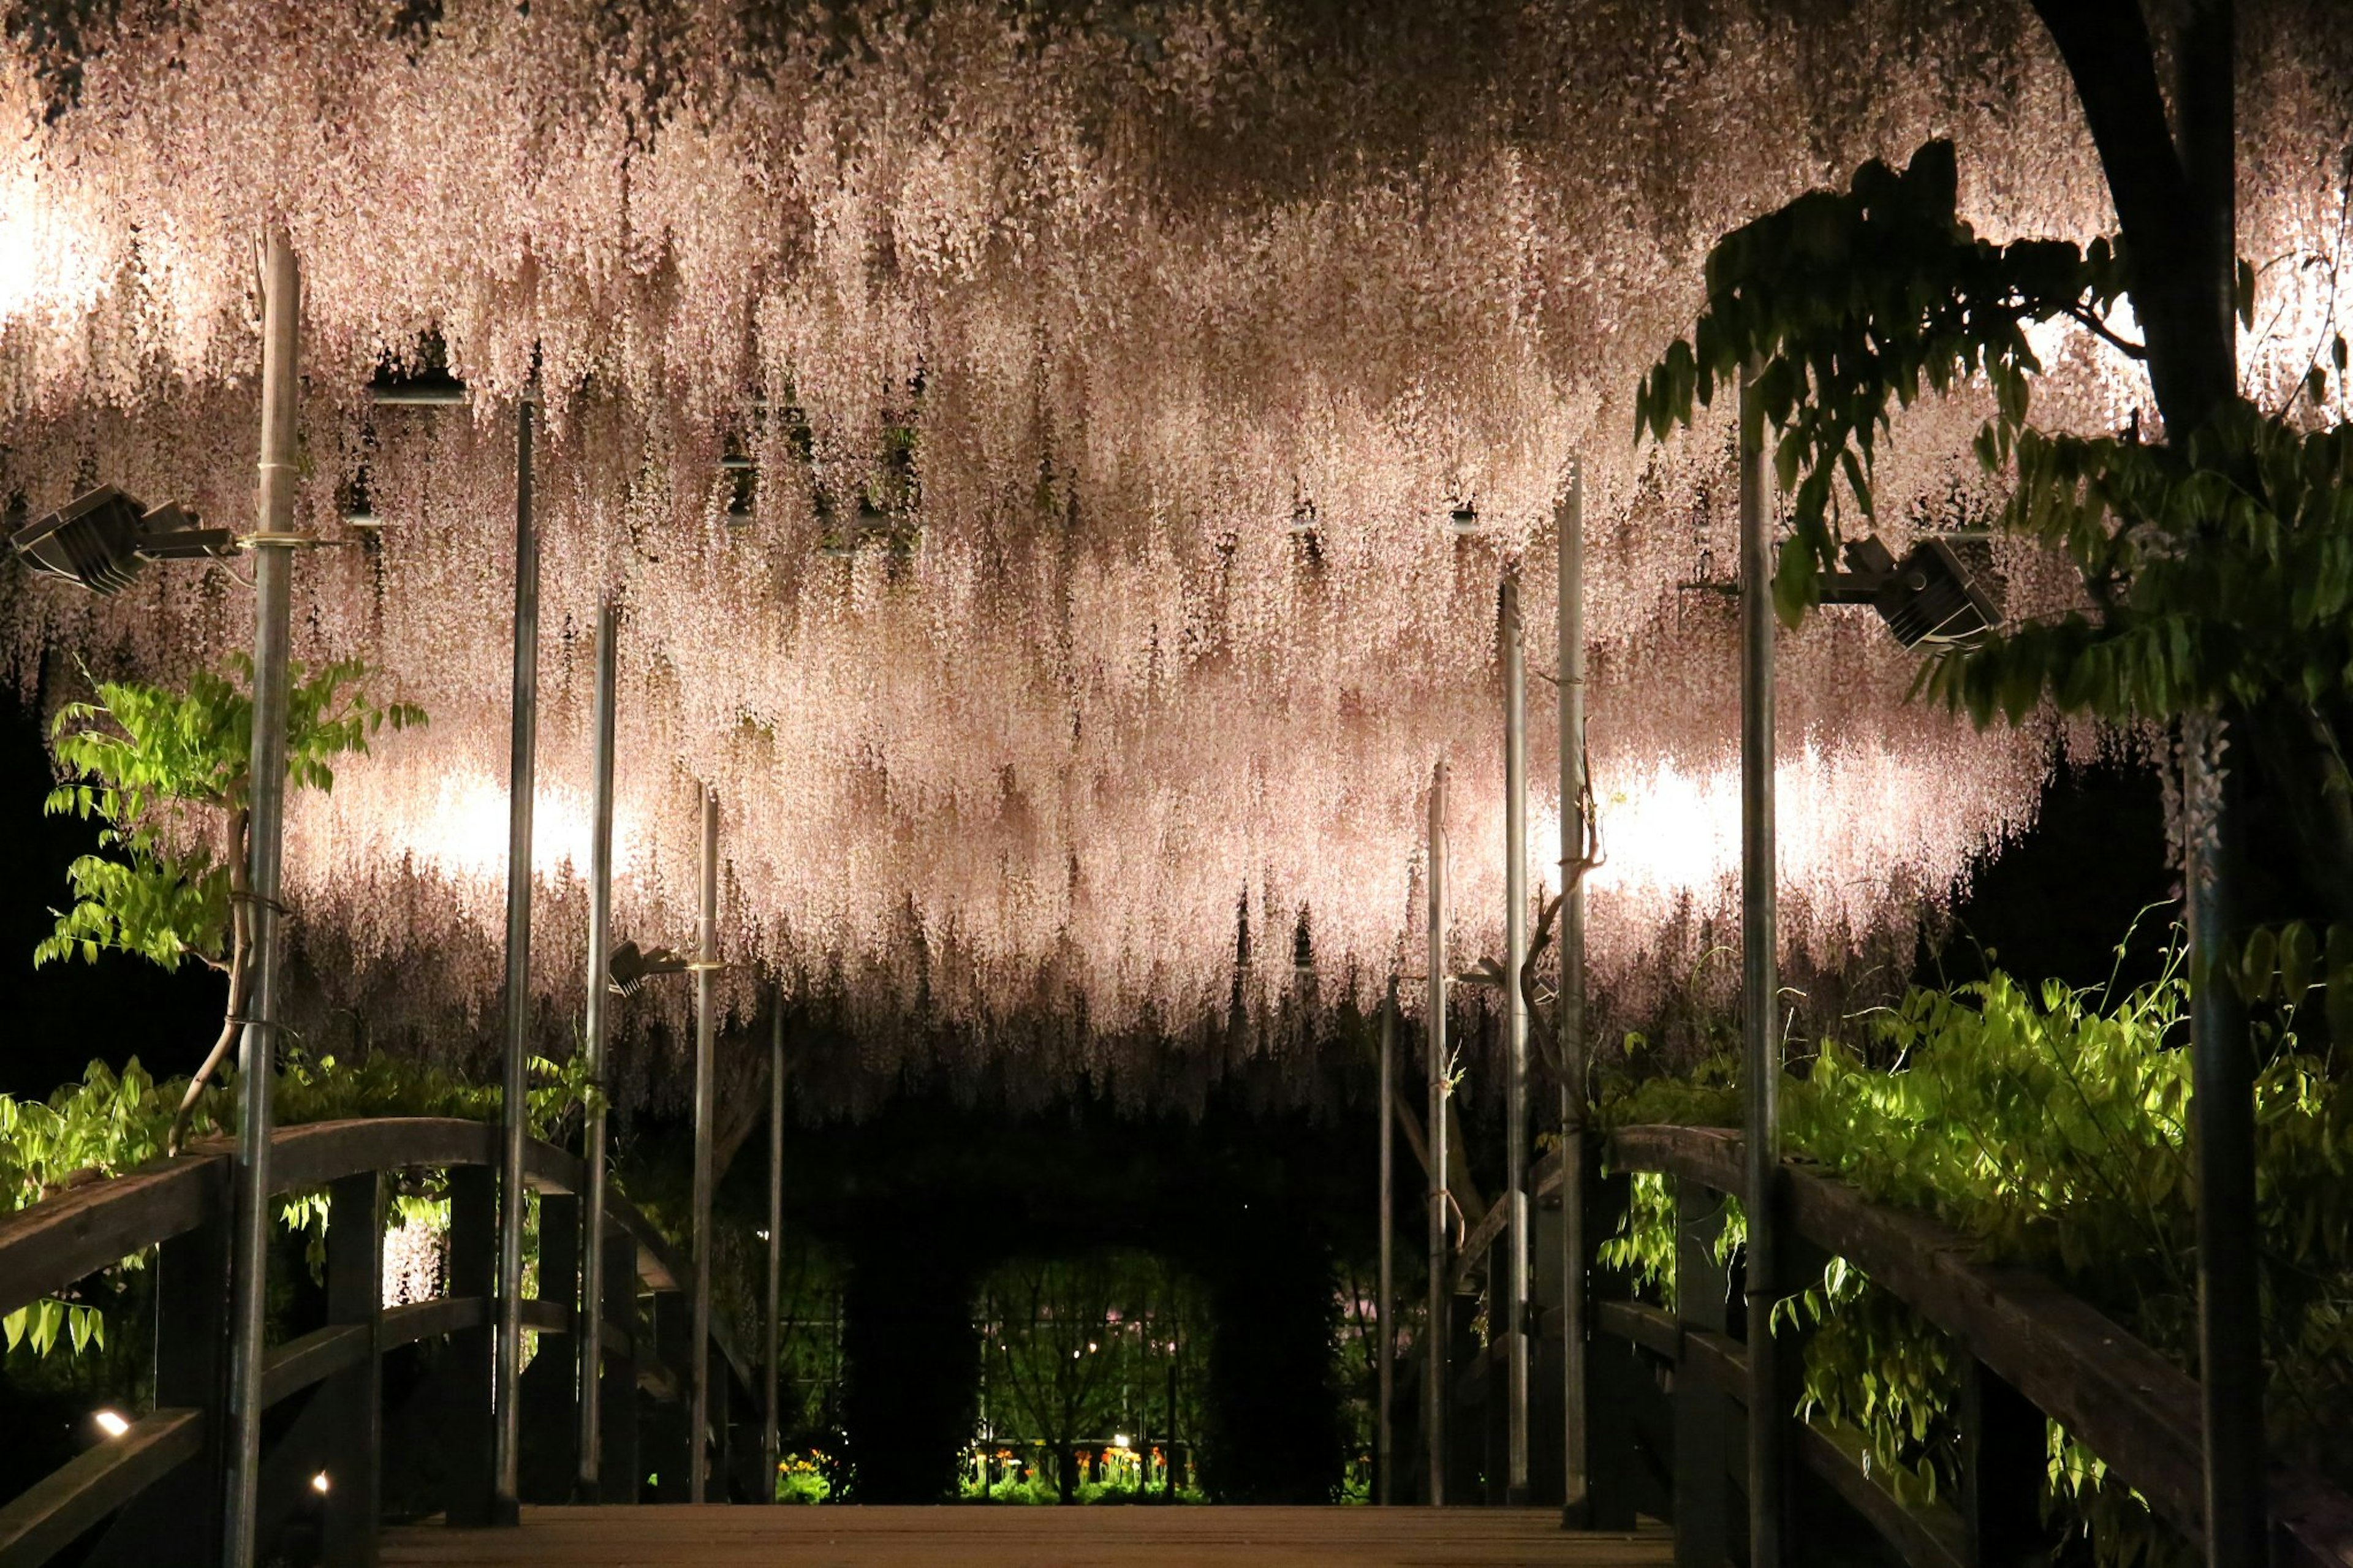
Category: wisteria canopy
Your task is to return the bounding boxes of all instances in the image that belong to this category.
[1,0,2347,1107]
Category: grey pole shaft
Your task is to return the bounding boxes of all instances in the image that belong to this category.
[1424,760,1450,1507]
[1376,981,1396,1506]
[576,596,618,1497]
[690,787,719,1502]
[222,226,300,1568]
[1740,366,1785,1568]
[1556,465,1591,1527]
[1501,575,1531,1504]
[491,384,539,1524]
[764,996,786,1501]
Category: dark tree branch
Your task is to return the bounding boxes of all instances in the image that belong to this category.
[2030,0,2237,435]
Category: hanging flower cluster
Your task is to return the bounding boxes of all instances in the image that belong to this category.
[0,1,2344,1096]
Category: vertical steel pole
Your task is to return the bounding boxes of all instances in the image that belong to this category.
[1501,575,1531,1504]
[690,786,719,1502]
[491,382,539,1526]
[764,995,786,1501]
[222,225,300,1568]
[1377,980,1396,1506]
[1740,366,1785,1568]
[1424,760,1450,1507]
[1556,464,1591,1527]
[576,596,618,1498]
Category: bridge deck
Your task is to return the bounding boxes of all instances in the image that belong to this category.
[381,1506,1673,1566]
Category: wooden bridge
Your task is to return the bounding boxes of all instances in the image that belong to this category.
[0,1114,2347,1567]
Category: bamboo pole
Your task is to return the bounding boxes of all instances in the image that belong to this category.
[1556,464,1591,1526]
[1424,760,1450,1507]
[223,225,300,1568]
[690,787,719,1501]
[491,377,539,1524]
[576,597,618,1497]
[764,996,786,1500]
[1740,365,1784,1567]
[1501,577,1531,1503]
[1377,982,1396,1505]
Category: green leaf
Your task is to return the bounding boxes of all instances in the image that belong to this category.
[2238,925,2279,1005]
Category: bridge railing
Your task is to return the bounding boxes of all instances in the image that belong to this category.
[0,1116,763,1567]
[1528,1124,2353,1568]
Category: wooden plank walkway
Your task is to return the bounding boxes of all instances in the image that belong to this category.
[381,1506,1673,1566]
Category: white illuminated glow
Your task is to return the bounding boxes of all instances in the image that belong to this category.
[311,1471,330,1495]
[0,0,2335,1094]
[1113,1434,1131,1449]
[93,1409,131,1439]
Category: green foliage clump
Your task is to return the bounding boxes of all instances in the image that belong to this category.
[1599,944,2353,1564]
[39,657,421,971]
[37,656,424,1153]
[0,1048,597,1364]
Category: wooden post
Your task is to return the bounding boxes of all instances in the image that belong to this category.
[1672,1182,1735,1568]
[1961,1359,2049,1567]
[649,1291,694,1502]
[322,1172,384,1566]
[1583,1168,1642,1532]
[598,1221,640,1502]
[445,1164,498,1528]
[518,1192,582,1499]
[89,1166,232,1564]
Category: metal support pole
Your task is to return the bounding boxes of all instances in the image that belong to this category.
[222,225,300,1568]
[689,786,719,1502]
[763,996,786,1500]
[490,382,539,1527]
[1501,576,1531,1504]
[576,596,618,1498]
[1377,980,1396,1506]
[1424,760,1450,1508]
[1556,464,1591,1527]
[1740,365,1785,1568]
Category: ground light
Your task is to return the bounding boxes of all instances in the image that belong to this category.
[93,1409,130,1439]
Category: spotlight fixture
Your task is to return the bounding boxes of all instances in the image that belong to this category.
[1447,498,1482,535]
[1287,497,1318,536]
[606,939,693,998]
[10,485,235,594]
[1817,536,1998,648]
[721,444,757,528]
[368,358,469,407]
[93,1409,131,1439]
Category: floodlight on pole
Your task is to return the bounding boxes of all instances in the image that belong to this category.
[1816,535,1998,648]
[9,485,235,593]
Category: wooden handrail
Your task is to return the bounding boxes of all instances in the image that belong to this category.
[1606,1123,2353,1568]
[0,1409,202,1567]
[0,1113,768,1566]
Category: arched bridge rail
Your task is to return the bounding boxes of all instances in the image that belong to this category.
[1430,1126,2353,1567]
[0,1116,759,1567]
